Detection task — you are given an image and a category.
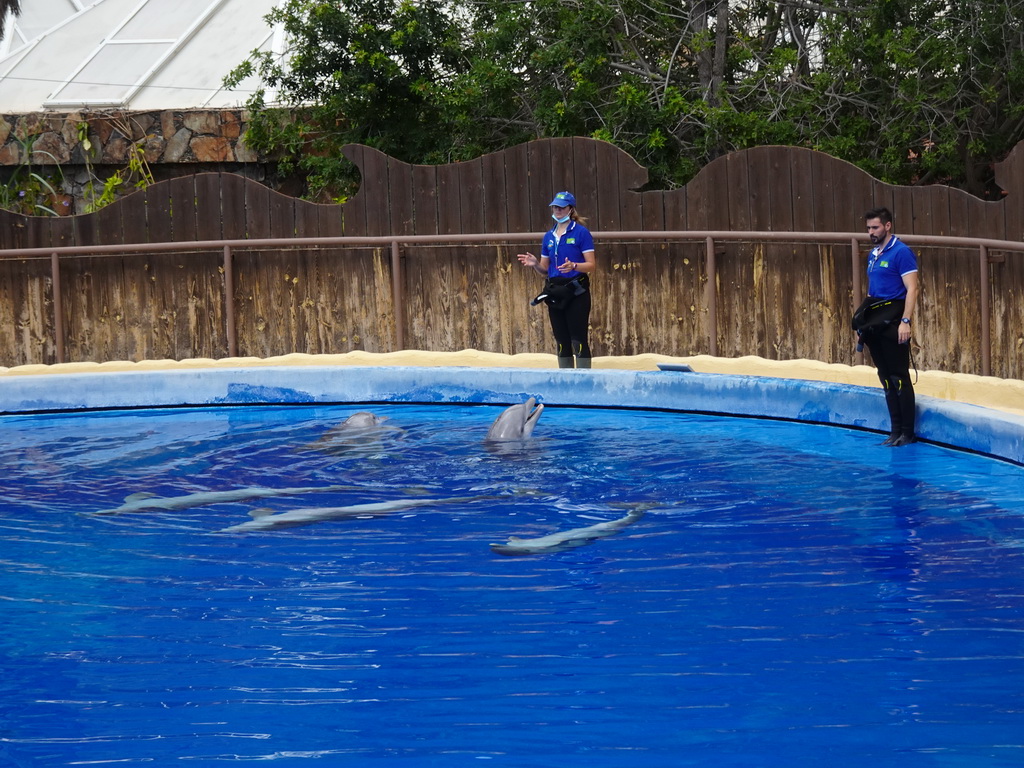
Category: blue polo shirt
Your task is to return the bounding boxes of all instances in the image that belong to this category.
[867,235,917,299]
[542,221,594,279]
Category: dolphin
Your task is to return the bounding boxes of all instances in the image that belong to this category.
[91,484,359,516]
[301,411,402,456]
[485,398,544,442]
[490,509,645,556]
[336,411,388,429]
[217,494,492,533]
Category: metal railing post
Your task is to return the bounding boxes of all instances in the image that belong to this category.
[51,251,65,364]
[980,244,990,377]
[391,240,405,351]
[223,245,237,358]
[705,236,718,356]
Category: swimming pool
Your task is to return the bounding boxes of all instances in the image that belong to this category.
[2,381,1024,766]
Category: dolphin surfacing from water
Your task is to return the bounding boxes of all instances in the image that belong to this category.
[301,411,402,456]
[91,484,358,516]
[490,509,645,556]
[485,398,544,442]
[218,494,490,533]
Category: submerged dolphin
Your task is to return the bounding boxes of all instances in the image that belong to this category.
[218,494,491,533]
[336,412,388,429]
[91,484,357,516]
[302,411,401,456]
[490,509,645,556]
[485,398,544,442]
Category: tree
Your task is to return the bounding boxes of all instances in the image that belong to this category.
[225,0,465,199]
[0,0,22,41]
[228,0,1024,199]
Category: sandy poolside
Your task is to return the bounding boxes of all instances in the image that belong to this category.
[2,350,1022,418]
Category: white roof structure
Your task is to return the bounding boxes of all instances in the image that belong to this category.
[0,0,284,112]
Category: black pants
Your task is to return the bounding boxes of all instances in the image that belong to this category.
[548,290,592,363]
[865,334,915,438]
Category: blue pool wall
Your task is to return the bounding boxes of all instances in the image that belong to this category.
[1,365,1022,465]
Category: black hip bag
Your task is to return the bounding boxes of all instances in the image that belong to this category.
[852,296,904,341]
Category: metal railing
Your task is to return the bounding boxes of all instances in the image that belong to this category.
[1,230,1020,375]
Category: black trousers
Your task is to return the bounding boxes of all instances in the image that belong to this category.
[865,334,915,437]
[548,290,592,360]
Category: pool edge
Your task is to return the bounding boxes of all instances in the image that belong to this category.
[1,365,1022,466]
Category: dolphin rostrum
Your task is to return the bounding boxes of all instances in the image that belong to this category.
[490,509,645,556]
[485,397,544,442]
[91,484,359,516]
[217,494,491,533]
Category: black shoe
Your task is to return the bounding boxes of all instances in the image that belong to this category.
[891,433,917,447]
[881,433,900,446]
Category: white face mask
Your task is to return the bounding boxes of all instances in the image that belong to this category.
[551,213,571,224]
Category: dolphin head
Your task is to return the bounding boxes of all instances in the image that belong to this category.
[485,398,544,442]
[340,412,388,429]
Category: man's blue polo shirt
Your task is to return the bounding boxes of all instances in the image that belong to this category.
[868,235,917,299]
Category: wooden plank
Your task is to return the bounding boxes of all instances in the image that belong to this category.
[809,150,838,234]
[503,144,531,234]
[769,147,796,232]
[167,175,198,242]
[726,152,751,231]
[745,147,774,231]
[194,172,224,241]
[993,142,1023,241]
[572,138,599,223]
[481,148,509,234]
[437,162,462,236]
[220,174,248,240]
[525,141,553,232]
[18,211,54,364]
[593,141,620,232]
[0,209,28,251]
[234,180,274,357]
[340,146,369,237]
[388,156,415,236]
[457,158,486,348]
[359,147,390,236]
[412,164,438,235]
[663,187,687,231]
[457,158,484,235]
[0,210,35,365]
[547,137,575,202]
[790,148,815,233]
[266,187,298,359]
[146,180,173,244]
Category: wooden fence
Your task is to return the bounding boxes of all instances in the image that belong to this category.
[1,138,1022,378]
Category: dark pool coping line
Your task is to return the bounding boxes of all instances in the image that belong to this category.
[1,365,1022,466]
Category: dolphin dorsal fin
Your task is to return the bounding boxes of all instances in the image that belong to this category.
[125,492,157,502]
[248,508,274,519]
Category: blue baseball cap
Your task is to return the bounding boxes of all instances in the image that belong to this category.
[548,191,576,208]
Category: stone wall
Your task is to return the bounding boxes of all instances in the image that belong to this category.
[0,109,266,214]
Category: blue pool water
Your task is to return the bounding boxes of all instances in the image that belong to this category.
[1,403,1023,767]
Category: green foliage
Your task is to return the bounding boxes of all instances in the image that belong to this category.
[0,136,64,216]
[227,0,1024,199]
[78,119,156,214]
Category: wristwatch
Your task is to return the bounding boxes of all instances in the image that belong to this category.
[901,318,911,324]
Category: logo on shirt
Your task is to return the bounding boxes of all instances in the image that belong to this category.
[880,260,890,268]
[566,238,576,244]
